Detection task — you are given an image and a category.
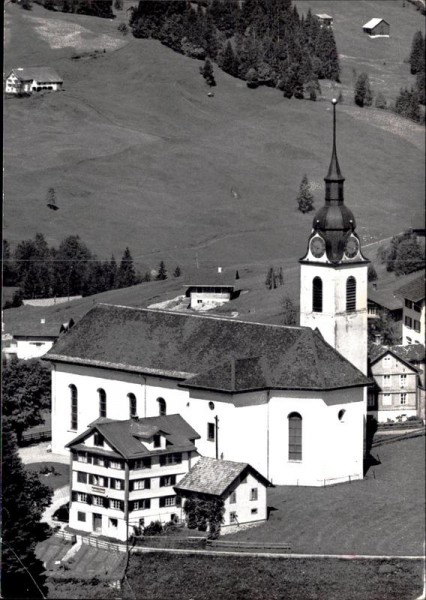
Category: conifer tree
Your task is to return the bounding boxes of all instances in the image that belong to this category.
[354,72,372,107]
[409,31,425,75]
[117,247,137,288]
[201,58,216,86]
[282,296,297,325]
[296,174,314,213]
[219,41,238,77]
[173,265,182,278]
[156,260,168,280]
[2,427,52,599]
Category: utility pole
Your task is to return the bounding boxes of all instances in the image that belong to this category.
[214,415,219,459]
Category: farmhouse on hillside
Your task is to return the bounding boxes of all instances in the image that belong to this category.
[362,19,390,37]
[3,318,74,361]
[315,13,333,27]
[174,457,272,529]
[44,101,372,488]
[5,67,63,95]
[67,414,200,541]
[185,268,237,310]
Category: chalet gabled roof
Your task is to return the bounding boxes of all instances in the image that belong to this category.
[174,457,271,497]
[395,276,425,303]
[9,67,63,83]
[369,346,420,372]
[363,18,389,29]
[66,414,200,460]
[184,268,235,288]
[45,304,370,392]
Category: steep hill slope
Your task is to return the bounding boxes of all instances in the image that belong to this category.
[3,2,424,274]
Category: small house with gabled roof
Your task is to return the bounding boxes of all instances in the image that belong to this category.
[66,414,200,540]
[5,67,63,95]
[362,19,390,37]
[184,268,237,310]
[315,13,333,27]
[174,457,272,528]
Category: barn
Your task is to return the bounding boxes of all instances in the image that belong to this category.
[5,67,63,95]
[362,18,390,37]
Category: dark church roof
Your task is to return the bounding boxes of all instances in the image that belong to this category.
[45,304,370,392]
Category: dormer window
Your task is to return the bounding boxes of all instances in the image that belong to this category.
[153,434,161,448]
[94,432,104,447]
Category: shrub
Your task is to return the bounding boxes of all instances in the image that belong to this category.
[117,23,128,35]
[375,92,387,110]
[144,520,163,536]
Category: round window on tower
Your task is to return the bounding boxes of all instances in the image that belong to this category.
[209,402,215,411]
[338,409,346,422]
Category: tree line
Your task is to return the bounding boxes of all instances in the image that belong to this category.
[377,231,425,276]
[129,0,340,99]
[3,235,181,305]
[353,30,425,123]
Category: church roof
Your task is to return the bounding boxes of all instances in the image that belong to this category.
[66,414,200,459]
[45,304,370,392]
[174,457,271,497]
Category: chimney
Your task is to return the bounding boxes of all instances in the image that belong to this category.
[218,267,222,273]
[372,282,377,290]
[374,333,382,346]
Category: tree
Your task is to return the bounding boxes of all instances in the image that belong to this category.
[21,0,32,9]
[200,58,216,86]
[393,238,425,275]
[117,247,137,288]
[2,426,52,599]
[183,496,224,539]
[265,266,274,290]
[367,264,378,282]
[114,0,123,9]
[394,87,421,122]
[296,174,314,213]
[368,310,399,345]
[51,235,93,297]
[2,358,51,444]
[409,31,425,75]
[173,265,182,278]
[156,260,168,280]
[109,254,118,289]
[375,92,387,109]
[219,41,239,77]
[235,270,240,280]
[354,72,372,107]
[282,296,297,325]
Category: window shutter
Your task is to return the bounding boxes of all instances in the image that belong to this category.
[176,496,181,507]
[103,498,109,509]
[159,497,165,508]
[104,459,109,468]
[129,480,134,492]
[146,499,151,509]
[145,478,151,490]
[171,475,176,485]
[72,491,77,502]
[160,455,166,467]
[89,474,94,485]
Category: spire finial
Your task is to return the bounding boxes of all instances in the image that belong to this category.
[324,98,345,203]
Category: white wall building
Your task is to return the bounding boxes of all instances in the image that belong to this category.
[185,268,236,310]
[396,276,425,346]
[44,101,371,488]
[174,457,271,529]
[67,414,200,541]
[5,67,63,95]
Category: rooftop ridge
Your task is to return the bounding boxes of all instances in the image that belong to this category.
[96,302,307,331]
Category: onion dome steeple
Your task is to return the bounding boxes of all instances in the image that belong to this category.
[312,99,357,263]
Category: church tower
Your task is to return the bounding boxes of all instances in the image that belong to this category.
[299,99,369,375]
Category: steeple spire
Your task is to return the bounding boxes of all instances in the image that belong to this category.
[324,99,345,204]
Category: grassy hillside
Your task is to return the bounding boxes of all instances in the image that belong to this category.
[3,1,424,276]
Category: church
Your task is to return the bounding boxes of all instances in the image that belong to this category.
[45,101,371,487]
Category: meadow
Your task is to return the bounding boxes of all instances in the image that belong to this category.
[3,1,425,276]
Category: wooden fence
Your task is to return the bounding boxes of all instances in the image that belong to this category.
[134,536,207,550]
[54,530,77,544]
[80,535,127,553]
[21,429,52,445]
[206,540,292,552]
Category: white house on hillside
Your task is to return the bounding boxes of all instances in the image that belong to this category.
[44,101,371,488]
[174,457,272,529]
[184,268,237,310]
[5,67,63,95]
[67,414,200,541]
[396,276,425,346]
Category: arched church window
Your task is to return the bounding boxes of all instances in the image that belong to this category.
[346,277,356,312]
[98,389,107,418]
[70,385,78,430]
[157,397,166,416]
[128,393,137,418]
[288,412,302,461]
[312,277,323,313]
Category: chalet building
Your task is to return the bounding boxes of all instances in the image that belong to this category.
[184,268,237,310]
[396,276,425,346]
[368,346,422,422]
[362,19,390,37]
[174,457,272,529]
[44,101,371,487]
[5,68,63,95]
[315,14,333,27]
[67,415,200,541]
[4,318,74,361]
